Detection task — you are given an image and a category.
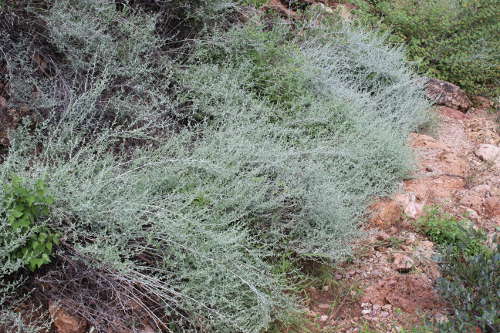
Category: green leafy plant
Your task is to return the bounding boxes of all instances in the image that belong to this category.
[2,176,59,271]
[351,0,500,96]
[433,241,499,332]
[417,207,488,257]
[417,208,498,331]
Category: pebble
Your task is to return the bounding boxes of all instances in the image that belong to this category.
[382,304,392,311]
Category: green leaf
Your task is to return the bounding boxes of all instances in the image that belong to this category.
[26,195,36,206]
[9,208,24,218]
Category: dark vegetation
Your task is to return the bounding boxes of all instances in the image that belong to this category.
[417,209,499,332]
[351,0,500,96]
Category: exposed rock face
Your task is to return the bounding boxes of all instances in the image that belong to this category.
[425,78,472,111]
[438,106,470,120]
[49,302,88,333]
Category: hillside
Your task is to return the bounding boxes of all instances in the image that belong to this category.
[0,1,498,333]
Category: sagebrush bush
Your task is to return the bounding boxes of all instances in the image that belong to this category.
[351,0,500,96]
[1,2,432,332]
[187,15,432,260]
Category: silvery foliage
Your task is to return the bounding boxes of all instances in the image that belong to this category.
[0,2,432,332]
[183,15,433,259]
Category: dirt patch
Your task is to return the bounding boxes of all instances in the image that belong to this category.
[362,275,443,313]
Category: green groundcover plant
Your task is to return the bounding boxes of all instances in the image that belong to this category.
[2,176,59,272]
[417,207,488,257]
[417,208,498,332]
[435,245,499,332]
[1,2,432,332]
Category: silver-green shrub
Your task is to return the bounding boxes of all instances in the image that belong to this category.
[185,15,433,258]
[1,3,432,332]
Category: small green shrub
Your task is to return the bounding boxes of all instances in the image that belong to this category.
[351,0,500,96]
[2,176,59,271]
[417,208,498,331]
[433,242,499,332]
[417,207,488,257]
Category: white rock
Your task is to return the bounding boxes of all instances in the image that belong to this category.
[397,192,425,219]
[475,144,500,168]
